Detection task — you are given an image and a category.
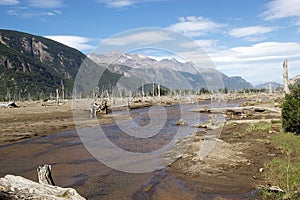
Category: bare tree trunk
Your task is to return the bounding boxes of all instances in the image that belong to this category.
[283,59,290,94]
[56,89,59,105]
[61,79,65,102]
[37,164,55,186]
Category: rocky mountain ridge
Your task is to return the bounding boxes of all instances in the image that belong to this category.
[88,51,253,90]
[0,29,119,100]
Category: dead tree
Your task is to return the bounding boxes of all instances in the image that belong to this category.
[61,79,65,101]
[283,59,290,94]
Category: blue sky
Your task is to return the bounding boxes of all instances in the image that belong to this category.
[0,0,300,84]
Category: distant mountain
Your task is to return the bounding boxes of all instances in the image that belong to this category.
[88,51,253,91]
[0,29,120,100]
[255,82,281,90]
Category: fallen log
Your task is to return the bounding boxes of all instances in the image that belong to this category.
[193,106,272,115]
[0,164,85,200]
[0,102,20,108]
[258,185,285,193]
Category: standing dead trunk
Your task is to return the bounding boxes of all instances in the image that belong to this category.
[56,89,59,105]
[37,164,55,186]
[283,59,290,94]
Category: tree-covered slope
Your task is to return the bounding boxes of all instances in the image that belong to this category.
[0,29,119,100]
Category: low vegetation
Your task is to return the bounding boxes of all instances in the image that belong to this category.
[261,132,300,199]
[246,121,271,133]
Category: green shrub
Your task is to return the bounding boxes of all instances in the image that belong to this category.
[282,84,300,134]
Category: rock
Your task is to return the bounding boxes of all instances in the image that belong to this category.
[176,119,188,126]
[0,175,85,200]
[259,168,264,172]
[193,124,207,128]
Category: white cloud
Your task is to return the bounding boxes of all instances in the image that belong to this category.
[262,0,300,20]
[105,31,174,46]
[228,26,278,41]
[178,39,222,54]
[96,0,164,8]
[209,42,300,83]
[42,10,62,16]
[45,35,95,51]
[261,0,300,31]
[7,9,18,15]
[168,41,300,83]
[168,16,225,37]
[27,0,63,8]
[179,40,217,49]
[0,0,19,5]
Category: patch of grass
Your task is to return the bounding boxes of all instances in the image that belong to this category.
[246,122,271,133]
[261,133,300,199]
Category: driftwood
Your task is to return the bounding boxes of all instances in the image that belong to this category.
[0,102,20,108]
[0,164,85,200]
[194,106,269,115]
[258,185,285,193]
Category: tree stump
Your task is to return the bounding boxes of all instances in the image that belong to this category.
[37,164,55,186]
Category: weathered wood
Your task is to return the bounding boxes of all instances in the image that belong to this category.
[0,175,85,199]
[0,165,85,199]
[258,185,285,193]
[37,164,55,186]
[282,59,290,94]
[194,106,273,115]
[0,102,20,108]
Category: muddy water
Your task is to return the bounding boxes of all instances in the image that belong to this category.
[0,101,258,199]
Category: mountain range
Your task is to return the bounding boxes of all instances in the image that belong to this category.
[88,51,253,91]
[0,29,274,101]
[255,82,281,90]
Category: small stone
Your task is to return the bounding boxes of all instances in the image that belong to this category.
[176,119,188,126]
[253,176,257,179]
[259,168,264,172]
